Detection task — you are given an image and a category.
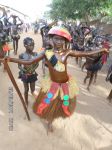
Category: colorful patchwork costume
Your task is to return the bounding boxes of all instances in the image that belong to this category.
[33,48,79,122]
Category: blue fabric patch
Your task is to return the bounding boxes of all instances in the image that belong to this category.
[44,98,50,104]
[47,92,53,99]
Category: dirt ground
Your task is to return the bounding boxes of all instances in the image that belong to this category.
[0,30,112,150]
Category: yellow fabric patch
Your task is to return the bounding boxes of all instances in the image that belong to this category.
[45,50,54,60]
[54,61,65,72]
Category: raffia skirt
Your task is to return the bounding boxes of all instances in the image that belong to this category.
[33,75,79,122]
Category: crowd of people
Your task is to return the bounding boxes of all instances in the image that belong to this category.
[0,7,112,133]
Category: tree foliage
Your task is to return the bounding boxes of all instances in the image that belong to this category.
[48,0,112,22]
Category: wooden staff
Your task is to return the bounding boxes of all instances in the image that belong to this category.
[0,58,30,120]
[0,58,4,62]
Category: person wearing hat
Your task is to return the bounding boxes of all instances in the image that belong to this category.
[5,26,109,132]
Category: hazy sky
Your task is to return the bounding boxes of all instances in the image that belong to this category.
[0,0,52,20]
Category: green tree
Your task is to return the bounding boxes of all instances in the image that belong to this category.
[47,0,112,23]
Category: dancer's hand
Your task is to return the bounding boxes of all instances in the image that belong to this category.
[4,56,10,62]
[102,48,109,53]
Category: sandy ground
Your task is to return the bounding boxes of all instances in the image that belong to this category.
[0,30,112,150]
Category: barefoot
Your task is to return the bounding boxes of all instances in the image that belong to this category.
[87,86,90,91]
[107,97,112,103]
[32,91,38,99]
[47,122,54,134]
[14,51,17,55]
[93,80,96,84]
[81,69,84,72]
[83,80,86,84]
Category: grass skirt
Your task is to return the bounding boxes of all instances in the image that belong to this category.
[33,75,79,122]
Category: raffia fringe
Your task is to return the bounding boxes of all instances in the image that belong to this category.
[41,75,79,99]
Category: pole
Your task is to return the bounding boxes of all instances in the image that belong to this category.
[4,61,30,121]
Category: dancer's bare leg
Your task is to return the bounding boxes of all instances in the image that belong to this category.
[23,83,29,106]
[47,120,54,134]
[87,72,94,91]
[84,71,90,84]
[93,71,98,83]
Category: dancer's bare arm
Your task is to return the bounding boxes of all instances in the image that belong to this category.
[5,51,45,65]
[68,48,109,58]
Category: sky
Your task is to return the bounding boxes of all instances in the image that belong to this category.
[0,0,52,21]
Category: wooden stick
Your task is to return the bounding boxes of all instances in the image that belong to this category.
[0,58,4,62]
[4,61,30,121]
